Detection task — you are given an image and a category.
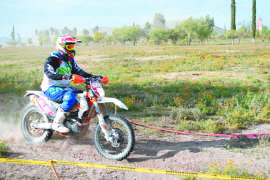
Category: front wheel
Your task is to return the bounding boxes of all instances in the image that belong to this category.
[21,104,53,144]
[94,113,135,161]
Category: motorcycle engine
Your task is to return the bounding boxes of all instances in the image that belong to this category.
[64,120,82,137]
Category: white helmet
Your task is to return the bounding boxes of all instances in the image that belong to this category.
[56,35,81,57]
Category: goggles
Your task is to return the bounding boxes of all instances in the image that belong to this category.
[65,44,75,51]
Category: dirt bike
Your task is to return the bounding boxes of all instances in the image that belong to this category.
[21,75,135,161]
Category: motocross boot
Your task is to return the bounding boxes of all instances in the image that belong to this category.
[52,108,70,133]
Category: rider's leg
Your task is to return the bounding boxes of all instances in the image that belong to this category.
[52,91,76,133]
[52,107,70,133]
[43,86,64,102]
[44,87,75,133]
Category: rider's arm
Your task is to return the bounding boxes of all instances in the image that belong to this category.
[44,56,63,80]
[71,60,93,78]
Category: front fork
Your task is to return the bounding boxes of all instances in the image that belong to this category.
[93,102,112,141]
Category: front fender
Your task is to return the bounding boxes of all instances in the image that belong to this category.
[97,97,128,110]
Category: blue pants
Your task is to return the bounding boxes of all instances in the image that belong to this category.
[43,86,77,112]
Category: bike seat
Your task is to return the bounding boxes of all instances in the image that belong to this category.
[71,89,83,94]
[64,87,83,94]
[49,98,63,104]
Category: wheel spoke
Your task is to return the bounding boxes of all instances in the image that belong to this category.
[25,112,46,137]
[21,105,53,144]
[94,114,135,160]
[97,120,129,155]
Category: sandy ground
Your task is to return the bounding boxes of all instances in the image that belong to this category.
[0,117,270,180]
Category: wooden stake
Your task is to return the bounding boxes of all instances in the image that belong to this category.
[50,160,60,180]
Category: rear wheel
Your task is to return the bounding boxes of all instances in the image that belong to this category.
[94,113,135,161]
[21,104,53,144]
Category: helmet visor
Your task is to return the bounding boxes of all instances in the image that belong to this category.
[65,44,75,51]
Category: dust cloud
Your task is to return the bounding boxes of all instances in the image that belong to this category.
[0,114,24,143]
[0,95,27,143]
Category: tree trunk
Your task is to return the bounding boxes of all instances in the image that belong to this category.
[231,0,236,46]
[231,0,236,31]
[252,0,256,43]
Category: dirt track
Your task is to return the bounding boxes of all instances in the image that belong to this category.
[0,119,270,180]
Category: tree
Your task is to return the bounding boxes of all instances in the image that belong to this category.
[167,29,180,45]
[92,26,99,35]
[38,31,51,46]
[49,27,55,37]
[72,27,77,36]
[78,35,92,45]
[231,0,236,44]
[196,20,210,43]
[204,14,215,41]
[112,28,126,44]
[174,24,187,40]
[61,27,72,35]
[142,21,151,40]
[252,0,256,43]
[112,26,142,45]
[103,35,112,45]
[236,25,249,38]
[11,25,15,41]
[180,17,198,45]
[123,26,142,46]
[145,21,151,30]
[152,13,166,29]
[231,0,236,31]
[27,38,33,45]
[196,15,215,43]
[93,32,104,42]
[261,26,270,40]
[150,28,168,45]
[82,29,89,35]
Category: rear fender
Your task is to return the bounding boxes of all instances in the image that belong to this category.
[24,90,44,98]
[24,90,55,116]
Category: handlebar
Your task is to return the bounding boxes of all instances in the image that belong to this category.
[72,74,109,84]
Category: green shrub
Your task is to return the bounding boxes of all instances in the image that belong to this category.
[0,141,9,157]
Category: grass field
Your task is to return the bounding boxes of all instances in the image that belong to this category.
[0,41,269,134]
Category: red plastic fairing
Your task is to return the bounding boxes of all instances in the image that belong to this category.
[101,76,109,84]
[72,74,85,84]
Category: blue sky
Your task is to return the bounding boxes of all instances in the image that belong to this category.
[1,0,269,39]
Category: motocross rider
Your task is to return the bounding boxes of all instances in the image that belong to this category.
[41,35,97,133]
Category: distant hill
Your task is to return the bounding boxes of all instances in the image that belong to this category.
[213,26,225,36]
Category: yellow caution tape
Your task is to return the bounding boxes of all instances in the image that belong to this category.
[0,158,268,180]
[0,158,51,166]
